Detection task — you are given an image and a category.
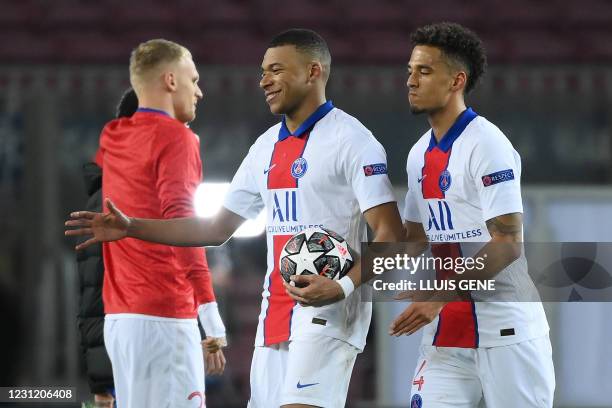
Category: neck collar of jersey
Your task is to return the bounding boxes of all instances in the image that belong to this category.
[428,107,478,152]
[136,107,171,117]
[278,100,334,141]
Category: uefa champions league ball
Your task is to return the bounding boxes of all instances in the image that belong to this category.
[279,227,354,284]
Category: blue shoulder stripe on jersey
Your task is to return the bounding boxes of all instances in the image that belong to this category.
[278,100,334,141]
[428,107,478,152]
[136,107,171,117]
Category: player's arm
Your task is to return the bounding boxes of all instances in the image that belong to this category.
[389,213,522,336]
[130,205,245,247]
[449,130,524,282]
[402,220,429,259]
[65,200,246,250]
[404,220,427,242]
[446,212,523,283]
[68,135,257,250]
[342,203,420,288]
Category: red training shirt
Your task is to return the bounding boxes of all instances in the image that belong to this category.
[95,109,214,318]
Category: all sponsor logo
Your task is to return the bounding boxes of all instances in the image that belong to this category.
[272,191,298,222]
[426,201,454,232]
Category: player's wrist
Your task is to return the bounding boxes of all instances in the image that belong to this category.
[208,336,228,347]
[337,275,355,299]
[198,302,227,338]
[125,216,135,238]
[202,336,227,353]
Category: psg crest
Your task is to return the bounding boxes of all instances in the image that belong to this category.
[411,394,423,408]
[439,169,452,192]
[291,157,308,178]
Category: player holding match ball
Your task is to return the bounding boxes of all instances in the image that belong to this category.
[67,29,404,408]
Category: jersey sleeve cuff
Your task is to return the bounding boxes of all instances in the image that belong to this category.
[359,196,397,214]
[482,205,524,222]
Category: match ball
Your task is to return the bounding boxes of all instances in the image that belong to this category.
[279,227,353,284]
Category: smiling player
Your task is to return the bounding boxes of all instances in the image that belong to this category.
[66,29,404,408]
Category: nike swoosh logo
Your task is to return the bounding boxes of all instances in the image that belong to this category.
[263,164,277,174]
[296,381,319,389]
[417,175,427,183]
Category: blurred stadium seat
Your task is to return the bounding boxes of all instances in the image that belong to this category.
[0,31,54,62]
[44,3,108,30]
[504,29,576,62]
[0,1,42,28]
[1,0,610,64]
[179,0,254,27]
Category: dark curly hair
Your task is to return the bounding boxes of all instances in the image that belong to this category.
[411,22,487,94]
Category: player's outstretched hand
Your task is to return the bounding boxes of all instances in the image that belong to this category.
[283,274,344,307]
[388,301,446,337]
[203,338,227,375]
[65,198,131,251]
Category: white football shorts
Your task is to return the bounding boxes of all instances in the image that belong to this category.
[104,314,206,408]
[409,335,555,408]
[248,334,359,408]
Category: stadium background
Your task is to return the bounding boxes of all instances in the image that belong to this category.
[0,0,611,406]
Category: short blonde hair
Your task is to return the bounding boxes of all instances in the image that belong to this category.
[129,39,191,90]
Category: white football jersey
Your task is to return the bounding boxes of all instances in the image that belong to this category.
[403,108,549,348]
[224,101,396,350]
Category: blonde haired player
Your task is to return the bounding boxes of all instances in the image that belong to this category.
[88,39,226,407]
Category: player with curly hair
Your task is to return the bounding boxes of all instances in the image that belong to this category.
[391,22,555,408]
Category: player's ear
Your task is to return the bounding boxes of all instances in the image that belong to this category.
[308,62,323,84]
[451,71,467,93]
[163,71,177,92]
